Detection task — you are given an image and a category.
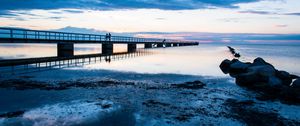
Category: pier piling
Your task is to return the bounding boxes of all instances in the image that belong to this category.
[57,42,74,57]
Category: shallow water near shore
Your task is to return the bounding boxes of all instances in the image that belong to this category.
[0,43,300,125]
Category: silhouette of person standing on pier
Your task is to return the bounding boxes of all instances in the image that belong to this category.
[108,33,111,41]
[105,33,108,41]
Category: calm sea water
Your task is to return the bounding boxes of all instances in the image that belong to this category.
[0,43,299,76]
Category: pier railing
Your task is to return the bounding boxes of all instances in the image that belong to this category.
[0,27,195,43]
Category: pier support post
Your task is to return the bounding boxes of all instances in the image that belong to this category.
[145,43,152,48]
[102,43,113,55]
[157,43,164,48]
[179,43,184,46]
[57,42,74,57]
[127,43,137,53]
[165,43,172,47]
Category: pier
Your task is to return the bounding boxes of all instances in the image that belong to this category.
[0,27,199,74]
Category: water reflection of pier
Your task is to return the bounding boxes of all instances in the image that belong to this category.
[0,50,151,75]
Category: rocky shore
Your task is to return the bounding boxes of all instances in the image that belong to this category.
[1,74,300,125]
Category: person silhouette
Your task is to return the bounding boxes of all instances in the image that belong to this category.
[108,33,111,41]
[105,33,108,41]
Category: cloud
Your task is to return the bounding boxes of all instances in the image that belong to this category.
[0,0,263,15]
[218,18,240,23]
[155,18,166,20]
[62,9,85,14]
[238,10,278,15]
[0,10,18,17]
[238,10,300,16]
[285,13,300,16]
[51,26,300,44]
[275,24,287,27]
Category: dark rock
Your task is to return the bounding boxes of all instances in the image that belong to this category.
[252,57,268,66]
[276,71,292,86]
[142,100,170,107]
[101,104,112,109]
[219,59,232,74]
[0,110,25,118]
[220,56,300,104]
[235,71,268,86]
[279,86,300,104]
[276,71,290,79]
[290,74,300,79]
[227,46,242,58]
[268,76,282,87]
[171,80,206,89]
[174,114,194,122]
[235,65,277,87]
[247,65,276,77]
[234,53,241,58]
[292,79,300,88]
[229,60,250,77]
[251,57,275,69]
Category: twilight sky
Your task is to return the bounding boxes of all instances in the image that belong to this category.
[1,0,300,43]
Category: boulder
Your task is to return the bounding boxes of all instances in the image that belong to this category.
[247,65,276,77]
[235,71,268,86]
[276,71,292,86]
[229,60,249,73]
[290,74,300,79]
[235,71,257,86]
[251,57,275,69]
[234,53,241,58]
[219,59,232,74]
[268,76,283,87]
[220,56,300,104]
[252,57,268,66]
[276,71,290,78]
[292,79,300,88]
